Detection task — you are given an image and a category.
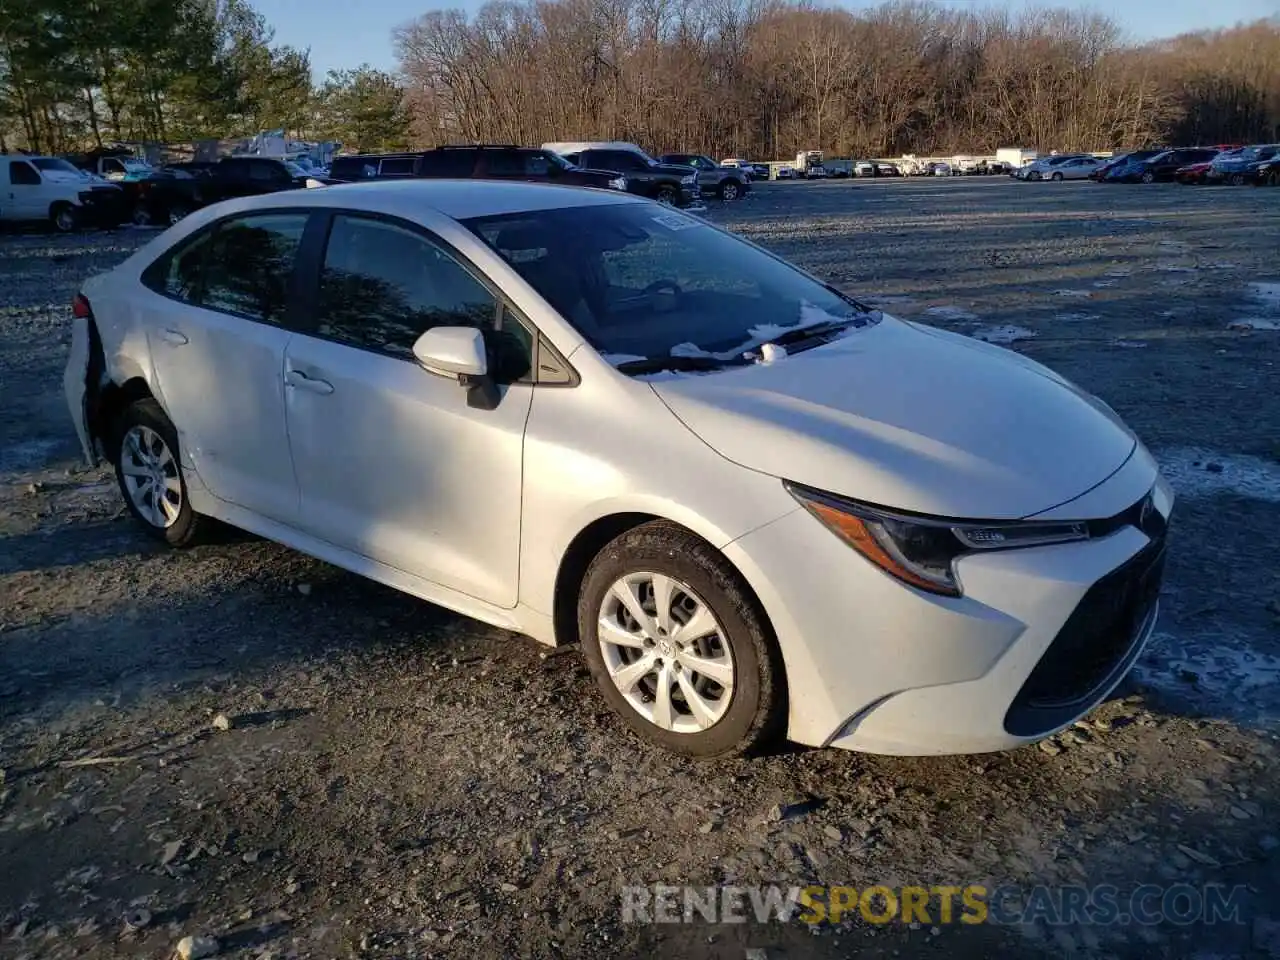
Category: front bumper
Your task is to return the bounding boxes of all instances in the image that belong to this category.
[724,458,1171,756]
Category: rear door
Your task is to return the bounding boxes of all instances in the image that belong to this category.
[281,211,534,606]
[138,210,309,523]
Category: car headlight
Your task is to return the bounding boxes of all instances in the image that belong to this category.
[608,176,627,191]
[785,482,1089,597]
[681,174,696,185]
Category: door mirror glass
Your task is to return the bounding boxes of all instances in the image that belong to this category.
[413,326,488,379]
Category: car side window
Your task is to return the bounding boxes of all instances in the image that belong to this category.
[10,161,40,185]
[317,215,532,380]
[418,152,474,177]
[249,161,280,182]
[379,157,416,176]
[524,153,552,176]
[141,230,216,302]
[480,151,524,176]
[200,213,307,324]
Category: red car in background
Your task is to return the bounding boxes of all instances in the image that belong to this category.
[1175,160,1214,184]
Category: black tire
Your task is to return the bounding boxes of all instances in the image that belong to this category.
[131,203,153,226]
[1229,173,1244,186]
[113,398,203,547]
[718,179,742,202]
[166,201,193,226]
[1051,171,1063,181]
[655,184,678,205]
[577,521,786,759]
[1140,171,1155,184]
[50,202,78,233]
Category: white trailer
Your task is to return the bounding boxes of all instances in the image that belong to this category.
[996,147,1040,169]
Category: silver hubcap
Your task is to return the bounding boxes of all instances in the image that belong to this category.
[121,425,182,528]
[724,184,738,200]
[597,573,734,733]
[56,210,74,230]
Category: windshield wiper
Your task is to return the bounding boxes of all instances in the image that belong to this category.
[615,355,733,375]
[762,317,859,348]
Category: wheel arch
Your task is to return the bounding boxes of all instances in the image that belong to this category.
[93,374,157,464]
[550,512,781,663]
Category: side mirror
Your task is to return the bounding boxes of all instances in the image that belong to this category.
[412,326,488,379]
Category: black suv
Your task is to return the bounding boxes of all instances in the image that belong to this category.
[328,145,629,195]
[557,147,701,207]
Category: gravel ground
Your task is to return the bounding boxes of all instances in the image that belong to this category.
[1,177,1278,960]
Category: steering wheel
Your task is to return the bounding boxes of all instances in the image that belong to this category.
[641,279,682,298]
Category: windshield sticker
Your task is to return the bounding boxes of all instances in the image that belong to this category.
[651,212,702,231]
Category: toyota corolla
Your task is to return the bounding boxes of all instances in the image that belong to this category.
[64,180,1172,759]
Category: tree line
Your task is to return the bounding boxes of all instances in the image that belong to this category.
[3,0,1278,160]
[395,0,1280,159]
[0,0,407,153]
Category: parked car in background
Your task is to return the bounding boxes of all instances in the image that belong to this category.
[1174,160,1215,185]
[1104,148,1219,183]
[719,159,755,179]
[985,161,1012,175]
[657,154,751,201]
[328,145,627,196]
[930,162,953,176]
[65,178,1173,761]
[0,154,126,231]
[132,156,308,226]
[1015,154,1090,181]
[544,142,701,208]
[1038,156,1103,181]
[1209,144,1279,185]
[1090,150,1162,181]
[68,150,154,183]
[821,159,854,178]
[1247,153,1280,186]
[774,165,796,180]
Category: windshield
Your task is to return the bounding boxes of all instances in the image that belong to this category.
[545,151,575,171]
[32,158,85,175]
[285,161,307,177]
[464,203,878,363]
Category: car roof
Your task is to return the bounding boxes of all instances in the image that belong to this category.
[205,178,646,221]
[543,142,645,155]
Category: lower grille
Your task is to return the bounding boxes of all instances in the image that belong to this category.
[1004,534,1166,737]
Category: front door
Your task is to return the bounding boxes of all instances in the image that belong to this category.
[6,160,46,220]
[283,212,532,607]
[139,210,308,523]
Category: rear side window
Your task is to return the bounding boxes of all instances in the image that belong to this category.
[417,152,474,177]
[9,161,40,185]
[378,157,416,176]
[479,151,524,176]
[141,231,216,302]
[199,213,308,324]
[329,156,375,180]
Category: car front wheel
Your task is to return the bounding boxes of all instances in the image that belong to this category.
[113,398,203,547]
[578,521,786,759]
[719,180,741,201]
[655,185,678,205]
[1141,171,1155,183]
[50,203,78,232]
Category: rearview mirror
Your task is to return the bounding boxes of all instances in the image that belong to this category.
[412,327,488,379]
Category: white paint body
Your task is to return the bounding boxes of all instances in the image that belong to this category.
[65,180,1172,756]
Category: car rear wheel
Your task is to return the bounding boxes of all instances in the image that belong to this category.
[131,204,153,226]
[1140,171,1155,184]
[50,203,78,233]
[719,180,741,202]
[1229,173,1245,186]
[113,399,203,547]
[1051,172,1064,181]
[578,521,786,759]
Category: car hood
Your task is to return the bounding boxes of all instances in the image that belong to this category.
[652,162,697,176]
[650,317,1136,520]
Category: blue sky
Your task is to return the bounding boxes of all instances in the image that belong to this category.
[254,0,1278,77]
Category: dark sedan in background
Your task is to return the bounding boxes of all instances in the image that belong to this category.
[1103,147,1220,183]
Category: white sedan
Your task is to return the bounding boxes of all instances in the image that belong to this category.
[64,180,1172,759]
[1041,156,1104,180]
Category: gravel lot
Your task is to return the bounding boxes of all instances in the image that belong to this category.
[1,177,1278,960]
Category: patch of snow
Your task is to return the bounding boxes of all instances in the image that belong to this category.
[923,305,979,322]
[863,295,915,307]
[1138,625,1280,729]
[599,352,647,365]
[1054,313,1100,322]
[970,325,1036,344]
[1228,318,1280,331]
[1054,289,1092,299]
[1104,269,1132,278]
[1207,262,1238,270]
[1249,281,1280,311]
[1158,239,1189,248]
[1112,340,1148,348]
[1092,280,1117,288]
[670,342,716,359]
[1156,448,1280,503]
[757,343,788,364]
[1157,264,1196,273]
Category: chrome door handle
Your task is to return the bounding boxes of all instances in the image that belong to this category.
[161,329,188,345]
[285,370,334,395]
